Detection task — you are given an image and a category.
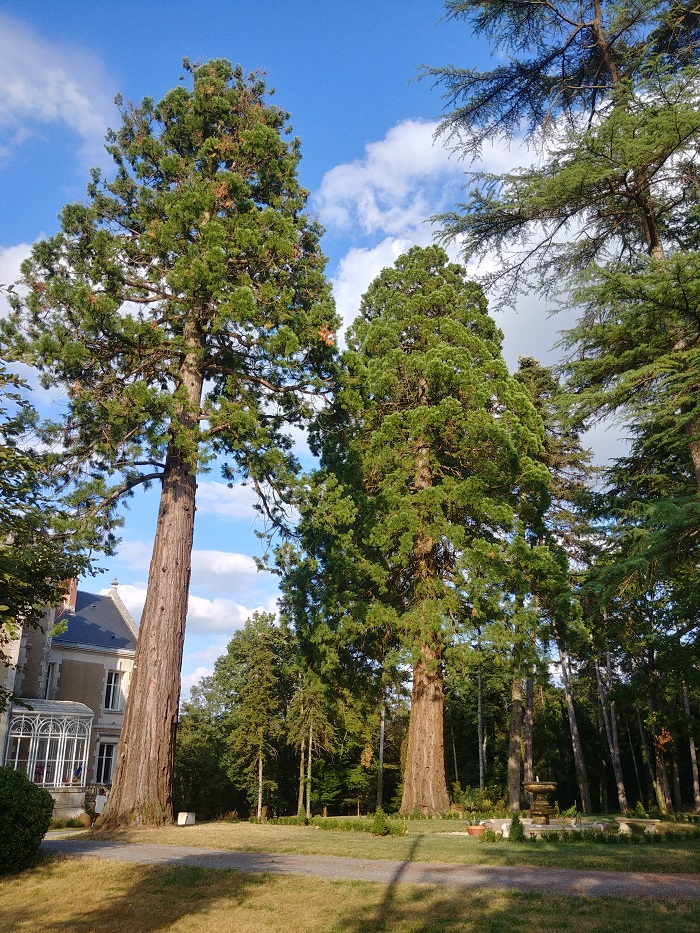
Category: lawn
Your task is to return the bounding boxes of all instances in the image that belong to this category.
[0,857,697,933]
[84,818,700,875]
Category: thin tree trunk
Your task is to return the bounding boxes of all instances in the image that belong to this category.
[257,752,263,819]
[597,698,608,813]
[449,710,459,787]
[400,645,449,814]
[595,659,627,813]
[646,695,669,814]
[671,757,683,813]
[559,646,592,813]
[376,701,385,810]
[306,720,313,819]
[683,683,700,812]
[507,672,523,811]
[659,747,673,814]
[477,665,485,789]
[101,333,203,828]
[626,716,645,804]
[637,708,658,807]
[524,674,533,807]
[298,736,306,815]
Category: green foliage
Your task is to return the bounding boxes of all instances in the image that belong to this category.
[0,367,91,711]
[0,61,338,524]
[281,244,549,812]
[0,767,54,874]
[0,59,338,825]
[507,810,526,843]
[191,612,293,813]
[370,807,391,836]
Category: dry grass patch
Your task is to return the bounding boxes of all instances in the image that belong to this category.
[92,820,700,875]
[0,856,697,933]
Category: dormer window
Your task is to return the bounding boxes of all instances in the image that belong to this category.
[104,671,123,711]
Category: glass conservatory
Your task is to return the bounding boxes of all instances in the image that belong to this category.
[4,699,94,788]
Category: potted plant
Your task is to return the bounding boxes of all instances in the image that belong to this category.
[466,818,485,836]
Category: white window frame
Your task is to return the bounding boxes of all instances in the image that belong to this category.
[95,741,117,785]
[5,710,92,788]
[104,671,123,711]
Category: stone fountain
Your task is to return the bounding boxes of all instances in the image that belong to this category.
[523,779,557,825]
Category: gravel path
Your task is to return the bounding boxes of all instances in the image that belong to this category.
[42,837,700,900]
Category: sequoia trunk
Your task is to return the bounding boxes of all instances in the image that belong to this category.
[100,331,204,828]
[400,645,449,814]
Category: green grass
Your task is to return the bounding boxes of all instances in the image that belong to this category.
[0,856,697,933]
[89,819,700,875]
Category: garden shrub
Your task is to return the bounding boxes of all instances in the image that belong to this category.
[508,810,526,843]
[371,808,391,835]
[0,767,54,874]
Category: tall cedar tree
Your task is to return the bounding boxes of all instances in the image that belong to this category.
[427,1,700,503]
[514,357,596,812]
[295,246,548,814]
[0,60,337,827]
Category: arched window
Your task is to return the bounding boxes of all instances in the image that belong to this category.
[4,700,93,788]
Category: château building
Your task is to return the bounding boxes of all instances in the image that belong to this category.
[0,579,137,817]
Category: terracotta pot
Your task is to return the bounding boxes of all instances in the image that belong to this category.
[467,824,485,836]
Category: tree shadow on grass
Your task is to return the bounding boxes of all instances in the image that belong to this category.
[0,855,266,933]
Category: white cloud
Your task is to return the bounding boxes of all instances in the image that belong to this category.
[333,237,417,334]
[191,549,260,579]
[0,15,115,165]
[196,481,259,521]
[180,666,213,701]
[315,120,463,237]
[186,594,267,634]
[115,540,153,570]
[114,539,276,602]
[100,580,274,637]
[0,243,31,317]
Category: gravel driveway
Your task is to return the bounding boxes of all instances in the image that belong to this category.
[42,837,700,900]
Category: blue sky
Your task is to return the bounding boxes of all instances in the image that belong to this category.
[0,1,619,694]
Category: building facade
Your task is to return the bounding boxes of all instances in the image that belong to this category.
[0,580,137,817]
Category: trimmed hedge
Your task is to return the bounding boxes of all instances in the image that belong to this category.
[0,767,54,874]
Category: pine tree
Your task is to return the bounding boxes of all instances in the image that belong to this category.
[0,60,337,826]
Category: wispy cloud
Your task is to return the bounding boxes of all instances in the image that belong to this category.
[314,120,463,238]
[100,580,276,637]
[196,481,260,521]
[0,14,116,165]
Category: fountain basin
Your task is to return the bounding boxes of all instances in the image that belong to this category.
[523,781,557,825]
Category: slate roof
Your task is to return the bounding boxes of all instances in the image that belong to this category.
[52,590,137,652]
[9,698,94,718]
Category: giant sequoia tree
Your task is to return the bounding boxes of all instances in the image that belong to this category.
[0,60,337,827]
[288,246,547,813]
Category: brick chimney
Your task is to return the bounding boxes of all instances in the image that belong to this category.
[59,578,78,614]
